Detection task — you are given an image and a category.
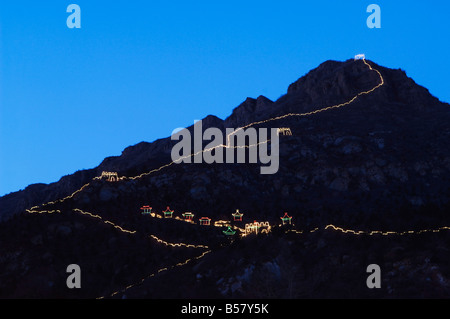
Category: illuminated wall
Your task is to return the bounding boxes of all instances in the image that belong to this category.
[101,171,120,182]
[277,128,292,136]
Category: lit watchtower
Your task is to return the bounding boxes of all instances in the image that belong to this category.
[163,206,174,218]
[280,212,292,225]
[232,209,243,221]
[277,128,292,136]
[182,212,194,221]
[222,226,236,236]
[141,205,152,214]
[101,171,119,182]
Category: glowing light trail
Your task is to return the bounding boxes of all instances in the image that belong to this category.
[149,234,209,249]
[285,224,450,236]
[323,224,450,236]
[27,59,383,215]
[27,209,61,214]
[73,208,136,234]
[225,59,384,147]
[97,249,212,299]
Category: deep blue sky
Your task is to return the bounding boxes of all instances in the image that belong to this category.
[1,1,449,196]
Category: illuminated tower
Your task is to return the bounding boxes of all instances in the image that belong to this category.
[101,171,119,182]
[280,212,292,225]
[182,212,194,221]
[222,226,236,236]
[163,206,174,218]
[232,209,243,221]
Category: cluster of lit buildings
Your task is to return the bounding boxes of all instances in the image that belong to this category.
[140,205,293,236]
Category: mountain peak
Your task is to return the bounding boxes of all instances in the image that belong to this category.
[287,59,379,96]
[1,58,449,223]
[284,58,444,113]
[224,95,273,128]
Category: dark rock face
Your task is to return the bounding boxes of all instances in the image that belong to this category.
[1,59,450,298]
[0,169,97,222]
[224,95,274,128]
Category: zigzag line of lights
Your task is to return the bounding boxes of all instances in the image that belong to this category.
[27,205,450,239]
[323,224,450,236]
[26,59,383,215]
[225,59,384,146]
[284,224,450,236]
[143,209,246,235]
[97,249,212,299]
[73,208,211,248]
[27,182,92,213]
[74,209,210,248]
[27,141,271,212]
[129,139,272,180]
[149,234,209,249]
[142,206,244,232]
[243,220,271,236]
[285,227,319,235]
[26,209,61,214]
[72,209,136,234]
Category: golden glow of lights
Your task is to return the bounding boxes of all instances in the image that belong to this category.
[233,226,246,234]
[98,219,450,299]
[225,59,384,148]
[73,209,136,234]
[149,234,209,249]
[323,224,450,236]
[277,128,293,136]
[100,171,121,182]
[214,220,231,227]
[97,249,212,299]
[244,221,271,235]
[72,208,210,248]
[284,225,450,236]
[26,59,384,217]
[27,58,449,299]
[27,182,92,213]
[73,208,211,261]
[26,209,61,214]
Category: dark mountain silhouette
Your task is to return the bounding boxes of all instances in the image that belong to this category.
[1,59,450,298]
[2,59,449,223]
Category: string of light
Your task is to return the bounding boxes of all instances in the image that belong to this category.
[20,59,450,299]
[97,249,212,299]
[149,234,209,249]
[28,207,213,249]
[285,224,450,236]
[26,59,383,215]
[72,208,137,234]
[323,224,450,236]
